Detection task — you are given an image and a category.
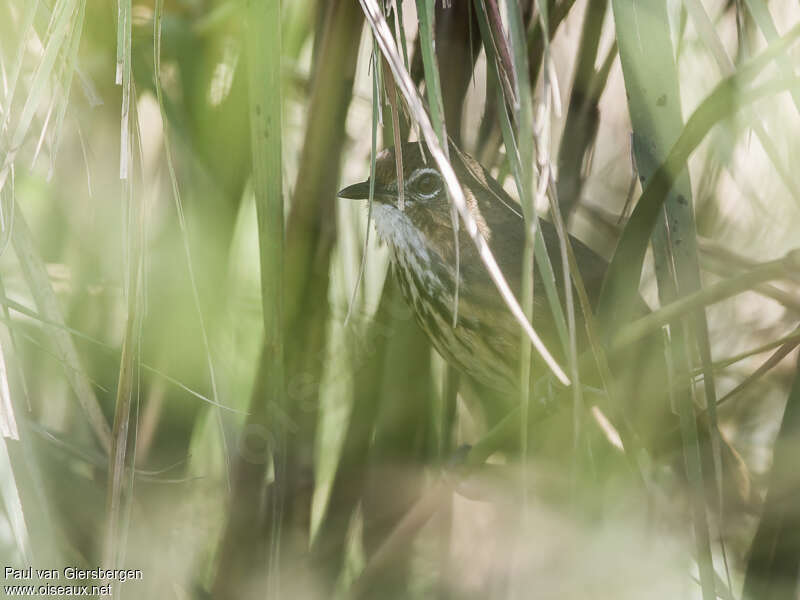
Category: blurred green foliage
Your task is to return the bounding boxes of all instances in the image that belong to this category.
[0,1,799,599]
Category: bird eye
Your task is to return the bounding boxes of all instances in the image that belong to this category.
[412,171,441,198]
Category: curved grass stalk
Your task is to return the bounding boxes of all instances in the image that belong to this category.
[710,328,800,373]
[598,19,800,325]
[716,334,800,409]
[359,0,570,385]
[612,252,799,351]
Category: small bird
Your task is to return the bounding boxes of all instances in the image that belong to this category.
[338,142,609,399]
[339,142,751,505]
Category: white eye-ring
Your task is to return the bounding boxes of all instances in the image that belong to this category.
[408,168,442,200]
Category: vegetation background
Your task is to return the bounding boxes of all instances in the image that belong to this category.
[0,0,799,598]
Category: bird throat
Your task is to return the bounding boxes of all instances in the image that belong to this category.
[371,203,455,299]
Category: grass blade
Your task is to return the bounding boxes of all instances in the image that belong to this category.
[0,337,18,440]
[0,437,32,563]
[597,22,800,331]
[359,0,570,385]
[415,0,460,323]
[0,0,76,195]
[211,0,285,596]
[685,0,800,205]
[742,353,800,598]
[609,3,722,596]
[153,0,230,488]
[743,0,800,114]
[12,205,111,450]
[116,0,131,179]
[473,0,570,356]
[103,99,144,572]
[345,45,381,325]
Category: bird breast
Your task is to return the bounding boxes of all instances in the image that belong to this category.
[371,203,518,395]
[371,203,456,297]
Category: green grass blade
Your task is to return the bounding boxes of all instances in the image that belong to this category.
[0,0,41,133]
[0,0,76,194]
[117,0,131,179]
[597,21,800,332]
[211,0,285,596]
[247,0,285,416]
[610,2,717,597]
[153,0,230,488]
[415,0,447,144]
[743,0,800,113]
[12,205,112,450]
[345,42,381,325]
[47,0,87,175]
[393,0,410,70]
[473,0,570,356]
[505,0,537,466]
[0,436,32,563]
[685,0,800,206]
[0,335,19,441]
[742,354,800,598]
[415,0,460,322]
[103,99,144,571]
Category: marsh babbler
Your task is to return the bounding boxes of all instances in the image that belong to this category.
[339,142,751,503]
[339,142,609,398]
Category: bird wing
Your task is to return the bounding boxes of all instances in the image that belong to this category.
[451,147,609,311]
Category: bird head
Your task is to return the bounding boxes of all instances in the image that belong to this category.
[337,143,502,260]
[338,142,450,224]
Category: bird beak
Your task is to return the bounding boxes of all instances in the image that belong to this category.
[337,180,372,200]
[339,180,397,204]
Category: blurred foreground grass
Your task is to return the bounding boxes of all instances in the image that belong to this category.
[0,1,799,599]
